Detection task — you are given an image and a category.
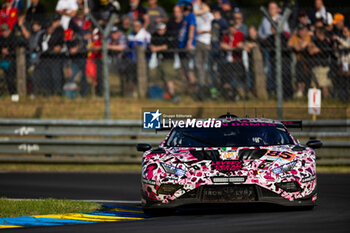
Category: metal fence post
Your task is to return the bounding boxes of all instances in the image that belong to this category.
[16,47,26,96]
[88,13,117,120]
[137,46,147,98]
[260,7,291,120]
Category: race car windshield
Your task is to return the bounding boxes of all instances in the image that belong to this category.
[165,126,294,147]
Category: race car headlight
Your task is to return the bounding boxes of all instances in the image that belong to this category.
[271,161,297,174]
[161,163,187,176]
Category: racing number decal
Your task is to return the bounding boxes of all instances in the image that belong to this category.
[265,151,295,161]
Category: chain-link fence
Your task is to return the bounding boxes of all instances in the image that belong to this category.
[0,6,349,119]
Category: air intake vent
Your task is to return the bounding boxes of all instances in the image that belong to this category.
[238,149,267,160]
[190,150,220,161]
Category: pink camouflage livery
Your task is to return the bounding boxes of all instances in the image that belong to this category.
[138,116,321,213]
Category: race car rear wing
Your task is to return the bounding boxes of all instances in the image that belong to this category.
[281,121,302,128]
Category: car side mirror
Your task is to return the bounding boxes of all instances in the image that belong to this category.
[306,140,323,149]
[136,143,152,152]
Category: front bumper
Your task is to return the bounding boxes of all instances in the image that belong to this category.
[142,184,316,209]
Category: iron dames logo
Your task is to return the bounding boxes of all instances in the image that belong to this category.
[143,110,161,129]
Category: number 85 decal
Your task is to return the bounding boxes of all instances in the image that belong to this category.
[265,150,296,161]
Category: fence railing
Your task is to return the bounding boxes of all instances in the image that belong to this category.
[0,119,348,165]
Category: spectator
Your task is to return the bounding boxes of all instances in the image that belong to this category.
[297,10,311,31]
[11,11,30,46]
[86,26,103,95]
[149,22,178,101]
[234,11,248,37]
[26,0,47,26]
[333,13,345,39]
[194,0,213,99]
[28,20,44,66]
[308,27,333,98]
[209,6,227,98]
[127,0,149,29]
[258,1,290,40]
[35,16,65,96]
[66,9,91,97]
[56,0,79,30]
[178,2,196,94]
[261,25,292,100]
[126,20,151,97]
[244,25,259,97]
[11,0,24,10]
[335,26,350,101]
[193,0,210,16]
[107,26,127,96]
[258,1,290,95]
[0,23,16,94]
[288,23,312,98]
[147,0,168,34]
[218,0,235,23]
[0,0,18,35]
[220,20,245,100]
[119,15,132,37]
[167,5,183,46]
[309,0,333,26]
[28,20,44,93]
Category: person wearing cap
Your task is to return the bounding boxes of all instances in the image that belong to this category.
[0,0,18,36]
[333,13,345,39]
[149,22,179,102]
[220,20,245,100]
[288,23,312,98]
[0,22,16,94]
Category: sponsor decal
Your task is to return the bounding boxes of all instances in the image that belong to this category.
[279,173,293,179]
[142,178,156,185]
[212,160,243,171]
[263,150,296,161]
[221,122,277,127]
[220,151,238,160]
[212,176,246,183]
[162,118,221,129]
[143,109,222,129]
[302,174,316,183]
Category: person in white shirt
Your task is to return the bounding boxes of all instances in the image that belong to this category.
[194,0,213,98]
[56,0,78,30]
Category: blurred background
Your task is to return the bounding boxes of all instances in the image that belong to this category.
[0,0,348,120]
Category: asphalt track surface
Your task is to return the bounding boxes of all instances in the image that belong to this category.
[0,172,349,233]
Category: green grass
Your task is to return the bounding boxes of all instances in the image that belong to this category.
[0,96,348,119]
[0,164,141,173]
[0,198,100,218]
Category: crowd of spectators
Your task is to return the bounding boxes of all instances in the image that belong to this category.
[0,0,349,102]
